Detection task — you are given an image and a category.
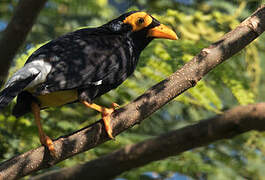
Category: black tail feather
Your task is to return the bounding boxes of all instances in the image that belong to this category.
[0,87,18,111]
[0,85,25,111]
[0,73,39,112]
[12,91,38,118]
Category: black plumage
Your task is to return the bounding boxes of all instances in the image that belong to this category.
[32,28,139,98]
[8,12,161,116]
[0,74,39,111]
[0,11,177,153]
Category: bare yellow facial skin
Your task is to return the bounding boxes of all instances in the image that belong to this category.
[123,12,153,31]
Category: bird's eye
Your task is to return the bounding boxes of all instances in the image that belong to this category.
[137,18,145,25]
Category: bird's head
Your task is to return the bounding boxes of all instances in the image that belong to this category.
[103,11,178,51]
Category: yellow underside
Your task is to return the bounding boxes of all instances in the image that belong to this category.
[36,90,78,108]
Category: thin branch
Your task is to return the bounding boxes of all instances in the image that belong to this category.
[0,5,264,180]
[31,103,265,180]
[0,0,47,87]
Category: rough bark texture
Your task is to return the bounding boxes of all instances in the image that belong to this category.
[31,103,265,180]
[0,5,264,180]
[0,0,47,87]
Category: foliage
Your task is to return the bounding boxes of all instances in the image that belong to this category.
[1,0,265,179]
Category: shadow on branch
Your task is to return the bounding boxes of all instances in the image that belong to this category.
[0,4,264,180]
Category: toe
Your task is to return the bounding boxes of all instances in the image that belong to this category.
[102,108,115,139]
[41,135,56,157]
[45,136,55,152]
[111,102,120,109]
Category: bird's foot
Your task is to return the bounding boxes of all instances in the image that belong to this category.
[111,102,120,108]
[102,103,119,139]
[40,135,56,157]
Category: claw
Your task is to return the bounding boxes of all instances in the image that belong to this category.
[82,101,119,139]
[111,102,120,109]
[41,135,56,157]
[102,107,115,139]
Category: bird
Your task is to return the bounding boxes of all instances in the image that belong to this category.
[0,11,178,156]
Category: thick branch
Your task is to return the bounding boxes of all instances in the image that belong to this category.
[0,5,264,180]
[31,103,265,180]
[0,0,47,87]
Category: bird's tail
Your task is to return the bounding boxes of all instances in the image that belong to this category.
[0,74,39,112]
[0,86,18,111]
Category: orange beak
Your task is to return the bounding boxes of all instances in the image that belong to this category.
[147,24,178,40]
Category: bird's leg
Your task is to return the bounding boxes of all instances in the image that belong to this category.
[82,101,119,139]
[31,102,55,156]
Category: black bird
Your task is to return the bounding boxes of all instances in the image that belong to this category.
[0,11,177,155]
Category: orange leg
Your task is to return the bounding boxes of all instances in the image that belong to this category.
[31,102,56,157]
[82,101,119,139]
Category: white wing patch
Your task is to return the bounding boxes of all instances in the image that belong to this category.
[5,59,52,90]
[91,80,102,86]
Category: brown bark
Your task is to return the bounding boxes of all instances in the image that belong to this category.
[0,4,264,180]
[0,0,47,87]
[31,103,265,180]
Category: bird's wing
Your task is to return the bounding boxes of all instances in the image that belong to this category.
[26,28,132,95]
[0,72,39,111]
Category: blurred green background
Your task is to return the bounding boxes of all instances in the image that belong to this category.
[1,0,265,179]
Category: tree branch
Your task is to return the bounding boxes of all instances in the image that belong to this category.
[0,0,47,87]
[31,103,265,180]
[0,5,264,180]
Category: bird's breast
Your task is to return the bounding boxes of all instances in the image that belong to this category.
[36,90,78,108]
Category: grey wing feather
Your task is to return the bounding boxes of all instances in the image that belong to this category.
[0,59,46,111]
[0,73,39,111]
